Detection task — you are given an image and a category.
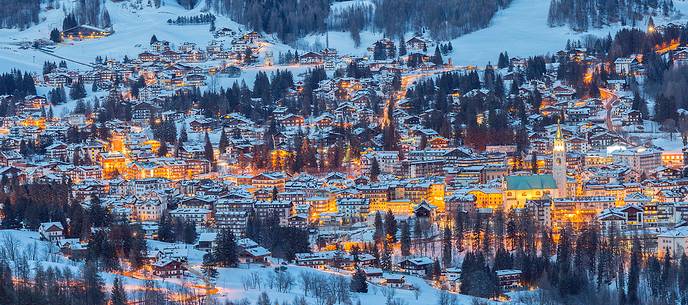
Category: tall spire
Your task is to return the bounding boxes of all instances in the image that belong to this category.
[555,119,563,140]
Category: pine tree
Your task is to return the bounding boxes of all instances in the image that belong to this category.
[373,211,384,244]
[398,35,407,56]
[400,220,411,256]
[442,225,452,267]
[69,81,87,100]
[111,277,127,305]
[218,128,229,154]
[158,141,169,157]
[432,46,443,65]
[679,254,688,304]
[213,229,238,267]
[150,34,158,45]
[202,252,218,279]
[432,258,441,279]
[454,210,465,252]
[83,262,105,305]
[0,260,15,304]
[157,213,175,242]
[183,221,197,244]
[380,236,392,270]
[384,210,398,243]
[204,131,214,164]
[369,157,380,181]
[350,269,368,292]
[50,28,62,43]
[627,237,641,304]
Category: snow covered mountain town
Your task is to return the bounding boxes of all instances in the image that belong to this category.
[3,0,688,304]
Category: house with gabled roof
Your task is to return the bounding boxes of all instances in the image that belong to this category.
[39,222,64,242]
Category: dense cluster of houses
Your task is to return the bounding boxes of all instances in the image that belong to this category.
[6,24,688,295]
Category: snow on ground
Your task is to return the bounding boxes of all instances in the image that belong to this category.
[211,264,488,305]
[448,0,620,66]
[449,0,688,66]
[3,0,688,73]
[295,30,380,55]
[0,229,502,305]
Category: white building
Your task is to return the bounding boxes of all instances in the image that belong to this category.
[361,151,400,176]
[657,226,688,257]
[169,208,212,224]
[611,147,662,174]
[38,222,64,242]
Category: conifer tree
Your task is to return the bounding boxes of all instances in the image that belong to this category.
[213,229,238,267]
[204,131,214,164]
[442,225,452,267]
[432,46,443,65]
[111,277,127,305]
[373,211,384,244]
[400,220,411,256]
[350,269,368,293]
[370,157,380,181]
[384,210,398,242]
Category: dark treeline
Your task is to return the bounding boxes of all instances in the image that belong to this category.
[548,0,675,31]
[204,0,330,43]
[0,70,37,97]
[0,0,39,30]
[374,0,513,40]
[59,0,111,30]
[201,0,511,42]
[167,13,216,25]
[177,0,201,9]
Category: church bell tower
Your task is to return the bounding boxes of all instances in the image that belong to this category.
[552,121,567,198]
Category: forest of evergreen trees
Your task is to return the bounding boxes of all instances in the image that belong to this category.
[198,0,512,42]
[0,0,40,30]
[373,0,513,40]
[167,13,215,25]
[548,0,675,31]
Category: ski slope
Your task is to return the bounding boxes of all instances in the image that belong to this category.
[450,0,688,65]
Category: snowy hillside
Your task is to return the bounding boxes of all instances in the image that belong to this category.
[304,0,688,66]
[448,0,688,66]
[3,0,688,73]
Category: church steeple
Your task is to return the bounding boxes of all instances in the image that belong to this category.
[552,120,567,197]
[553,120,565,152]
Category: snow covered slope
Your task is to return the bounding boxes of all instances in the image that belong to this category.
[0,1,247,72]
[447,0,688,66]
[2,0,688,73]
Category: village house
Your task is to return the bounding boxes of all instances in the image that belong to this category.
[38,222,65,243]
[657,226,688,257]
[397,256,433,276]
[496,269,523,291]
[61,25,112,40]
[152,258,186,278]
[299,52,324,65]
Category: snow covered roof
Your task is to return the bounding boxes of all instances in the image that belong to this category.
[658,226,688,238]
